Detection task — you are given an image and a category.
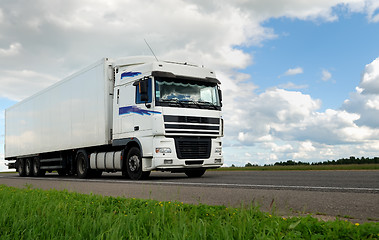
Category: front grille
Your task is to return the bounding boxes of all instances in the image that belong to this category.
[175,137,211,159]
[164,115,219,124]
[164,115,220,136]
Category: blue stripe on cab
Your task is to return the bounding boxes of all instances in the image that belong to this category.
[119,106,161,116]
[121,72,141,79]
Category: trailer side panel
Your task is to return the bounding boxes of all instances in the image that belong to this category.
[5,59,113,158]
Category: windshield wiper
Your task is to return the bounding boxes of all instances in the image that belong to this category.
[196,101,219,109]
[160,99,184,107]
[179,100,201,108]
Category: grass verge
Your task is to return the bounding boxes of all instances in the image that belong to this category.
[213,164,379,171]
[0,184,378,239]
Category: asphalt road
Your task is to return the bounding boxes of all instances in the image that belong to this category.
[1,170,378,222]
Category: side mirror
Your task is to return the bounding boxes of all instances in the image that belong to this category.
[134,78,150,102]
[139,79,148,102]
[218,87,223,107]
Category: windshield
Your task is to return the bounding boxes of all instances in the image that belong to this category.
[155,77,221,110]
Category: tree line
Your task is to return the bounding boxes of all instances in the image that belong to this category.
[267,156,379,167]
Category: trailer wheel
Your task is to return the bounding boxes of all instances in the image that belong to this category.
[25,158,33,176]
[18,159,26,177]
[126,147,150,180]
[33,157,45,177]
[185,169,206,178]
[77,152,90,179]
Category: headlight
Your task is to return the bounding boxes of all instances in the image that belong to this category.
[215,147,222,153]
[155,147,172,154]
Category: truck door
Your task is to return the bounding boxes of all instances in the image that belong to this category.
[113,83,136,137]
[133,77,155,134]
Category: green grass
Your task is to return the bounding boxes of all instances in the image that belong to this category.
[0,185,378,239]
[213,163,379,171]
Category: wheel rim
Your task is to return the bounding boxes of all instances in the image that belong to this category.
[26,160,31,174]
[33,159,39,174]
[78,156,85,174]
[18,161,23,173]
[129,155,140,172]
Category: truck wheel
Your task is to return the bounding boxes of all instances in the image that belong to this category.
[18,159,26,177]
[25,158,33,176]
[185,169,206,178]
[122,168,130,179]
[77,152,90,179]
[126,147,150,180]
[33,157,46,177]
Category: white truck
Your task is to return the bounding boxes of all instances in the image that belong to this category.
[4,56,223,180]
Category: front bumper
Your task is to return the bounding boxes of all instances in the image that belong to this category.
[142,136,223,171]
[151,156,223,171]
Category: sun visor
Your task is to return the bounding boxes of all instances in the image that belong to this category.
[152,71,221,84]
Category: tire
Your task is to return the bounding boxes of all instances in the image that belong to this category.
[122,168,130,179]
[121,150,130,179]
[18,159,26,177]
[185,169,206,178]
[33,157,46,177]
[126,147,150,180]
[77,151,90,179]
[25,158,33,176]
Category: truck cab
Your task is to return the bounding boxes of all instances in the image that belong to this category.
[111,57,223,179]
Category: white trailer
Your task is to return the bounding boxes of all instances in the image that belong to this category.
[5,56,223,180]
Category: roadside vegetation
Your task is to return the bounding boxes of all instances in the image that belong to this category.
[0,185,378,239]
[218,156,379,171]
[215,163,379,171]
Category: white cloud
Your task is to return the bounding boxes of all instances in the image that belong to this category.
[264,142,294,153]
[322,69,332,81]
[283,67,304,76]
[343,57,379,128]
[360,57,379,94]
[0,70,59,101]
[0,8,4,24]
[292,141,316,159]
[366,97,379,110]
[282,108,379,144]
[0,43,22,56]
[365,0,379,22]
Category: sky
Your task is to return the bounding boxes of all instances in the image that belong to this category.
[1,0,379,171]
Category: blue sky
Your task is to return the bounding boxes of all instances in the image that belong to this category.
[1,1,379,171]
[247,12,379,110]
